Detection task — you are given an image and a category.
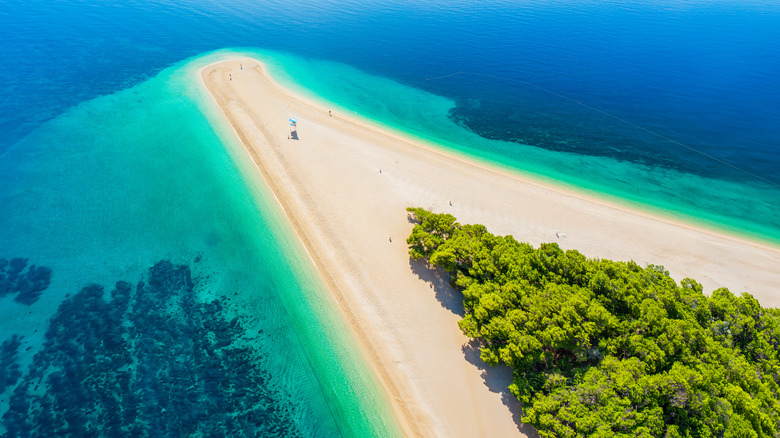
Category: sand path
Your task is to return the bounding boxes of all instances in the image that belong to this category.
[201,58,780,437]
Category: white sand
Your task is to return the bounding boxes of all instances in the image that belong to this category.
[201,58,780,437]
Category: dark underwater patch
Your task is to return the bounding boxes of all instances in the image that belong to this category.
[0,257,52,305]
[449,105,678,165]
[0,335,23,393]
[447,103,742,183]
[2,260,301,437]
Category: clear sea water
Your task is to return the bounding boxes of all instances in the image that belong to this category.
[0,0,778,435]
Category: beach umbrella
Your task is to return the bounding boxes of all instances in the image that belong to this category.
[289,117,297,127]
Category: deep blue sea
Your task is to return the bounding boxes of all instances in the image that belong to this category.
[1,0,779,435]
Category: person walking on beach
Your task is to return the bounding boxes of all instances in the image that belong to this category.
[229,73,232,81]
[329,110,332,117]
[240,63,243,70]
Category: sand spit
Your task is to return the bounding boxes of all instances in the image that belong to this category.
[201,58,780,437]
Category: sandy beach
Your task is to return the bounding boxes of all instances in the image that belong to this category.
[201,58,780,437]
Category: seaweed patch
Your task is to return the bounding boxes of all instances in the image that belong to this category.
[0,257,52,305]
[2,260,300,437]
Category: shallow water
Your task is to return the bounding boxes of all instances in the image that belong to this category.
[1,0,779,435]
[0,55,399,436]
[259,50,780,244]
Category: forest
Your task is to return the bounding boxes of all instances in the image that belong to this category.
[406,207,780,438]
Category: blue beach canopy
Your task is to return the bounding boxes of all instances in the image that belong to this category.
[289,117,297,126]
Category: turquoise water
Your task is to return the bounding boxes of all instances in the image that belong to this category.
[3,0,778,246]
[2,0,780,434]
[0,54,399,436]
[0,42,776,437]
[259,51,780,245]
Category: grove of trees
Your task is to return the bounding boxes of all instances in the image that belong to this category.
[406,207,780,438]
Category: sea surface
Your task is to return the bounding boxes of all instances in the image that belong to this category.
[1,0,779,435]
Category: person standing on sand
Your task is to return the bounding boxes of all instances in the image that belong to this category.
[229,73,232,81]
[329,110,332,117]
[240,63,243,70]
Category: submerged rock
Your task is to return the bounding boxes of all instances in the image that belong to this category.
[0,334,23,392]
[2,260,300,437]
[0,257,52,305]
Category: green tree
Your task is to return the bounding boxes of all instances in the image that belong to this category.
[405,207,780,437]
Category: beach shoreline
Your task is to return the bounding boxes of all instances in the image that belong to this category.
[198,59,424,437]
[236,55,780,256]
[199,57,780,437]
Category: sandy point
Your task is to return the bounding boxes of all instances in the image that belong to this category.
[199,57,780,437]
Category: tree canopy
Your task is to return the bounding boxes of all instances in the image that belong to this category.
[406,207,780,438]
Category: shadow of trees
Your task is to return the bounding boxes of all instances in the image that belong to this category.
[408,254,539,437]
[408,257,464,317]
[462,340,540,438]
